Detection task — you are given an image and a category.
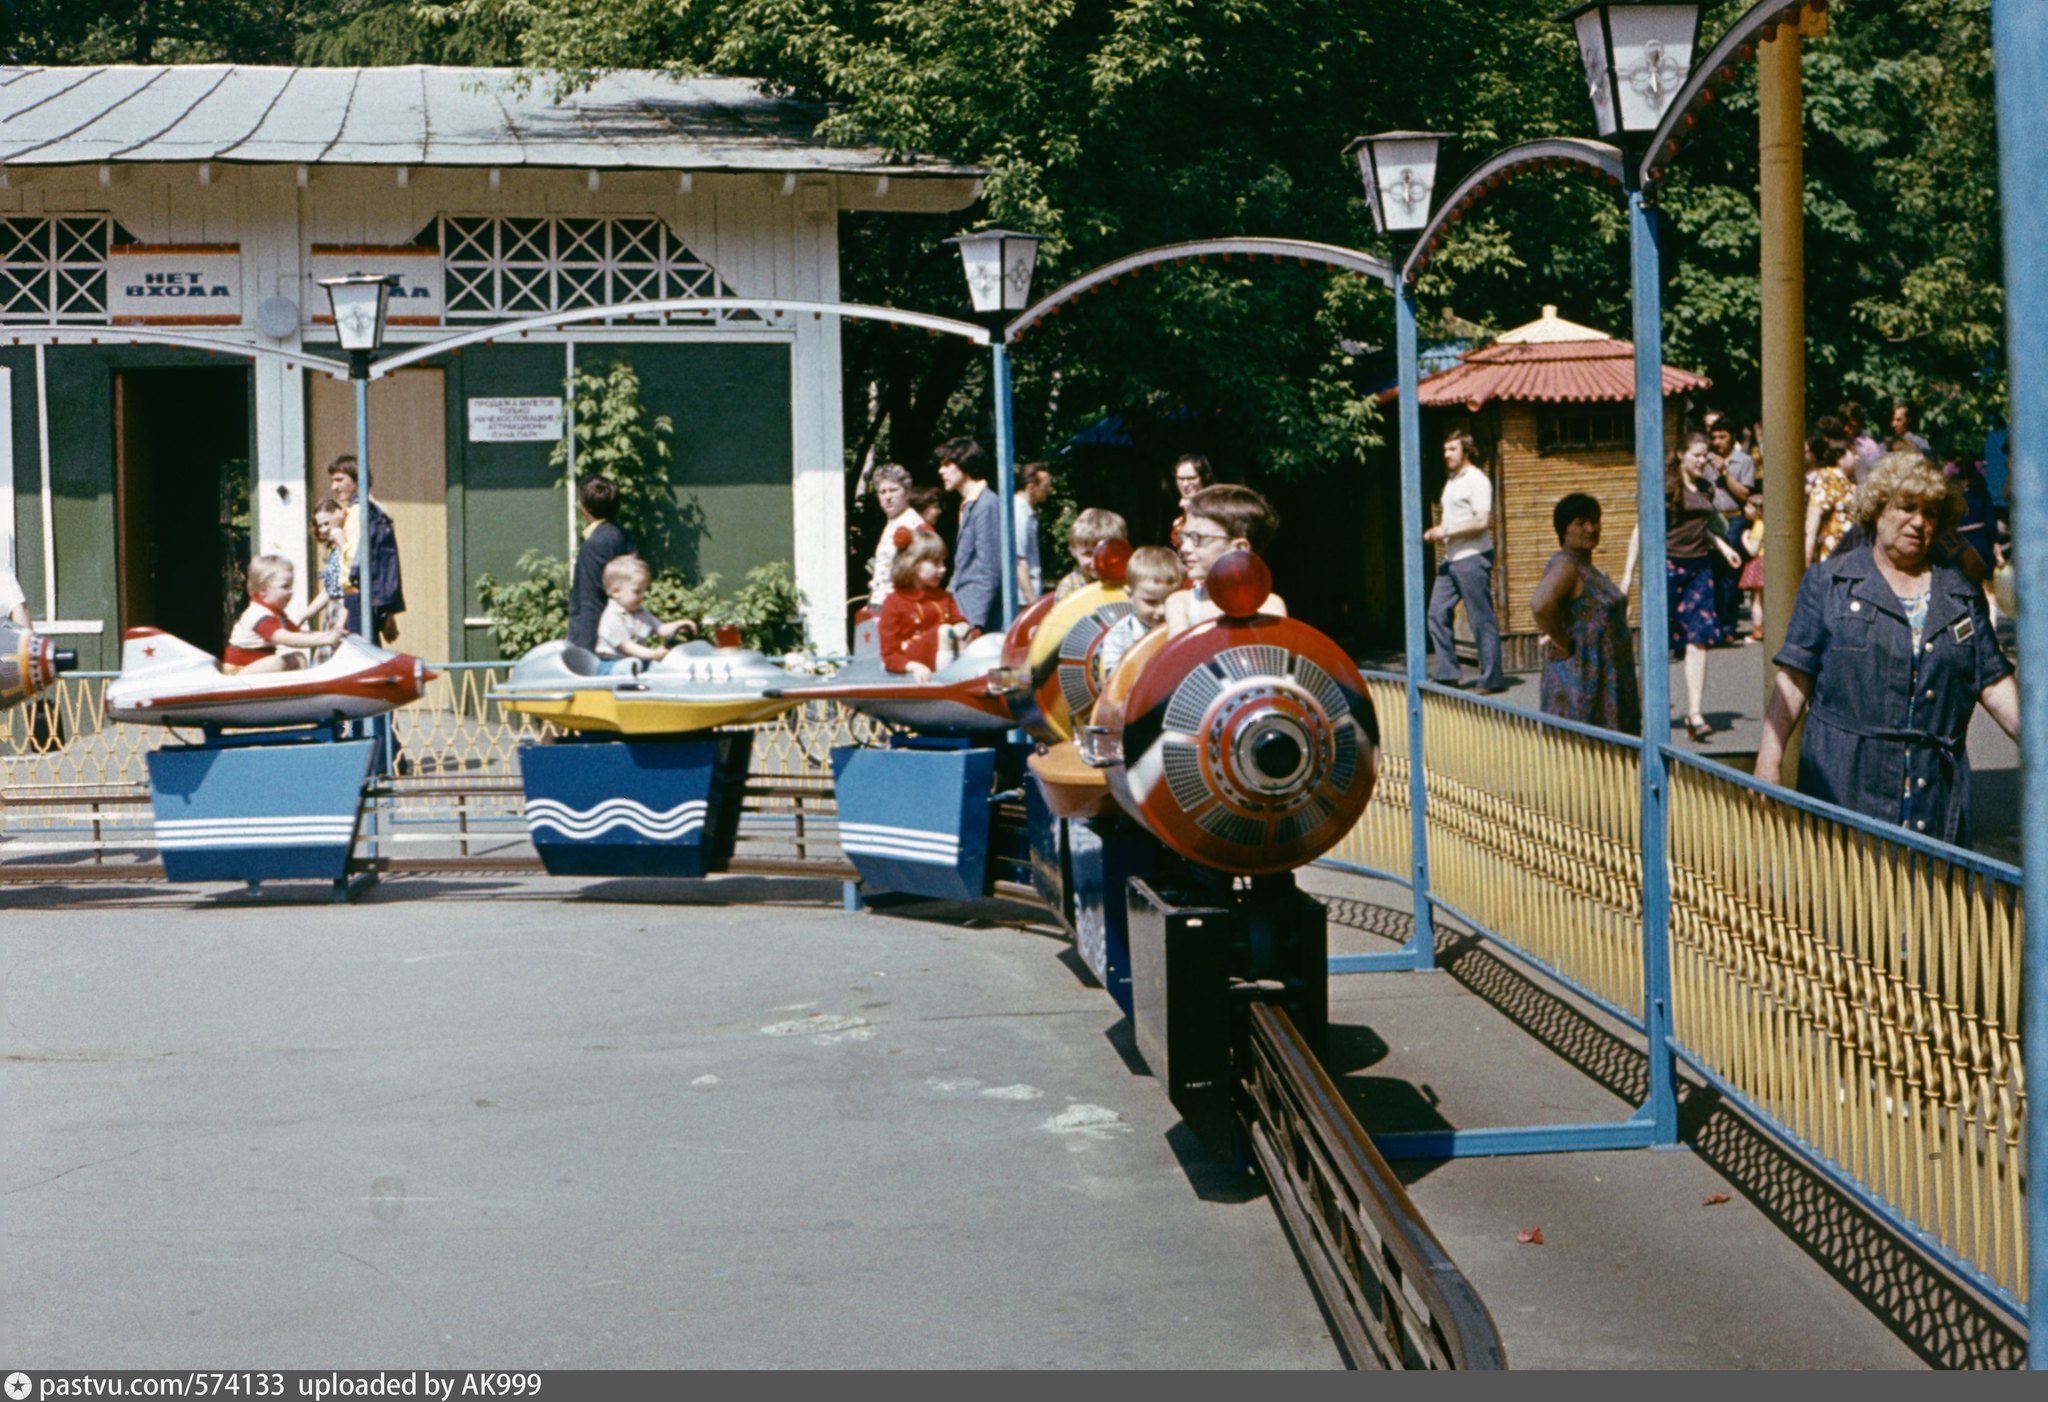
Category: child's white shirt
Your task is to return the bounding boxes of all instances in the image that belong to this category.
[595,601,661,658]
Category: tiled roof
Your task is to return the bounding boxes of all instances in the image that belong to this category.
[1415,326,1710,408]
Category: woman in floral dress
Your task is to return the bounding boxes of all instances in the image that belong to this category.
[1531,493,1640,733]
[1805,437,1858,564]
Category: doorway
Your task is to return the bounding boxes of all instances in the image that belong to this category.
[114,367,254,655]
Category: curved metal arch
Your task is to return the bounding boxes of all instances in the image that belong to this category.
[1002,238,1397,344]
[0,325,354,379]
[367,297,991,378]
[1641,0,1826,187]
[1398,138,1625,286]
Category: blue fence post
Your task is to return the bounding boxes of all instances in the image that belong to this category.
[992,339,1019,627]
[1989,0,2046,1365]
[1397,286,1437,967]
[1629,188,1679,1146]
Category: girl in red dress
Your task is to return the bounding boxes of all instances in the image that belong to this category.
[879,528,977,678]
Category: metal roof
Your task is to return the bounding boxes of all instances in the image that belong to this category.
[0,66,983,177]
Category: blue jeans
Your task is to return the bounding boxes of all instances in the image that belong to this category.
[1428,551,1505,689]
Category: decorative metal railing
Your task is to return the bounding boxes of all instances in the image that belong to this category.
[1320,673,2028,1316]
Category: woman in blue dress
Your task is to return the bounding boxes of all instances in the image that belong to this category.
[1754,453,2018,848]
[1531,493,1640,734]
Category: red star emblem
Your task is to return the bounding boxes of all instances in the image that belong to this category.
[142,645,156,657]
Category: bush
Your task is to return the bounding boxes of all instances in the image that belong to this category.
[476,553,810,660]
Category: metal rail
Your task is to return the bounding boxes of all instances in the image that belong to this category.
[1242,1002,1507,1369]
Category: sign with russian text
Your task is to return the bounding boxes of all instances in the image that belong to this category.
[468,397,564,443]
[109,245,242,325]
[308,246,445,326]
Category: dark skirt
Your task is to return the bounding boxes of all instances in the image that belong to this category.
[1666,554,1724,649]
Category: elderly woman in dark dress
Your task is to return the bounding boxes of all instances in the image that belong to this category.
[1530,492,1640,733]
[1754,453,2019,847]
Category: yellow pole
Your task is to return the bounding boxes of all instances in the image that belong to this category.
[1759,14,1819,782]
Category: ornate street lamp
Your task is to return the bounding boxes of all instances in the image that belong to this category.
[317,273,402,644]
[1346,130,1447,972]
[947,231,1046,625]
[1347,132,1450,237]
[946,229,1044,315]
[1563,0,1701,1148]
[1564,2,1703,145]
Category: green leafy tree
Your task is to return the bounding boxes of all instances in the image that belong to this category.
[547,355,681,567]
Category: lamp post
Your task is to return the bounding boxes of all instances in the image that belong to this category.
[317,272,400,644]
[317,274,401,819]
[1565,0,1701,1146]
[1988,0,2047,1364]
[946,230,1044,626]
[1347,130,1448,972]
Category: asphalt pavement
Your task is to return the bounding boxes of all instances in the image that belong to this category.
[1,877,1337,1370]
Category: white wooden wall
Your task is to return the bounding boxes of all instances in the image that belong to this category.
[0,163,891,654]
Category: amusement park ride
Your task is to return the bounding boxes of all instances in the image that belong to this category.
[5,542,1378,1160]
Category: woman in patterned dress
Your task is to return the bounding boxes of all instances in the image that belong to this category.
[1530,493,1640,734]
[1624,434,1743,742]
[1805,437,1858,564]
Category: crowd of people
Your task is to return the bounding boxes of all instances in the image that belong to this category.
[1510,397,2017,851]
[857,442,1283,678]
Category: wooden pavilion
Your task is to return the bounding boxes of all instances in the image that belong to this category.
[1413,305,1711,669]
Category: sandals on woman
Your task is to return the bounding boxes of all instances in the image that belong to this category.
[1684,713,1713,742]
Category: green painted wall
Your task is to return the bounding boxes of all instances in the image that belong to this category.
[451,339,793,662]
[2,345,249,671]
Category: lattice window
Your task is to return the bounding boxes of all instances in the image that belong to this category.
[0,216,131,323]
[434,215,751,324]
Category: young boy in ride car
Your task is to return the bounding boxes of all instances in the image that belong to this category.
[1054,508,1130,601]
[594,554,697,671]
[1094,545,1184,680]
[1165,484,1288,636]
[223,555,345,674]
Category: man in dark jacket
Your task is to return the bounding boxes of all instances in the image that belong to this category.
[568,477,634,652]
[936,436,1002,634]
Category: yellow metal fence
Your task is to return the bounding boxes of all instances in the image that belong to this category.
[1327,677,2026,1309]
[0,666,868,836]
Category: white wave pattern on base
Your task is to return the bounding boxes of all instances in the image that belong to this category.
[839,821,961,866]
[155,815,360,849]
[527,798,709,842]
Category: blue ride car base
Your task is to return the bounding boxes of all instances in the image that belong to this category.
[146,732,376,886]
[519,734,752,878]
[831,744,997,902]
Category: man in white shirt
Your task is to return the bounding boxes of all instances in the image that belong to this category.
[1,563,28,627]
[1014,463,1054,599]
[1423,429,1507,693]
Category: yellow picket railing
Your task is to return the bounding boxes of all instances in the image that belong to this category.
[0,666,874,834]
[1667,756,2027,1304]
[1322,675,2026,1309]
[1323,675,1412,883]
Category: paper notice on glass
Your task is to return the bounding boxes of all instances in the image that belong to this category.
[468,397,564,443]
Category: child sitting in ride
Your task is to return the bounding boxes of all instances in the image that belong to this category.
[1166,484,1288,636]
[880,528,978,680]
[1054,508,1130,601]
[1095,545,1185,679]
[594,554,697,671]
[222,555,345,675]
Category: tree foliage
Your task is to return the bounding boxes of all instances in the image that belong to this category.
[8,0,2008,484]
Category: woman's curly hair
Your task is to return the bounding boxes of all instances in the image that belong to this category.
[1852,451,1962,532]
